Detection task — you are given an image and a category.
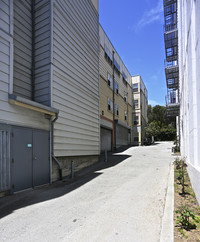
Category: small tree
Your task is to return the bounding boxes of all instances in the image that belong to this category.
[146,105,176,141]
[174,158,187,195]
[145,121,160,140]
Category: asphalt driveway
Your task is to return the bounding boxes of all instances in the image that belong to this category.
[0,142,174,242]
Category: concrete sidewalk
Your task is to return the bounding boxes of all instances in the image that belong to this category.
[0,142,174,242]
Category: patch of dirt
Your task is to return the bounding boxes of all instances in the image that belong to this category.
[174,162,200,241]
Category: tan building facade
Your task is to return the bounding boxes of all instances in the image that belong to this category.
[99,25,132,151]
[132,75,148,145]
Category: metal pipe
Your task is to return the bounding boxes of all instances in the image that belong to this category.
[50,113,62,181]
[112,50,115,150]
[70,160,74,179]
[51,113,58,152]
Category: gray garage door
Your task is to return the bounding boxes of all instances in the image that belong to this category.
[100,127,112,152]
[116,124,129,148]
[11,127,49,192]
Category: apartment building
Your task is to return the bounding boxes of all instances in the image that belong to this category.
[163,0,180,120]
[99,25,132,151]
[0,0,99,194]
[163,0,200,204]
[132,75,148,146]
[178,0,200,204]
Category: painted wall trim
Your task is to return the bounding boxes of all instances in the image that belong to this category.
[8,94,59,116]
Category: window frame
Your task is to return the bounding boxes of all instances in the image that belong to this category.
[133,83,139,92]
[125,111,128,121]
[108,98,113,112]
[114,81,119,94]
[133,99,139,109]
[114,103,119,116]
[133,114,139,125]
[107,73,113,89]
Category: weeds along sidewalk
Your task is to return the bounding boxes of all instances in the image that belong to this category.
[174,158,200,241]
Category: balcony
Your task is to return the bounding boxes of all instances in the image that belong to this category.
[163,0,177,6]
[165,60,179,89]
[164,30,178,48]
[165,90,180,117]
[163,0,177,32]
[163,0,179,117]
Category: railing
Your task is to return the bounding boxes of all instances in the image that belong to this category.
[163,0,177,6]
[165,90,179,106]
[164,59,178,68]
[163,22,177,32]
[166,77,179,89]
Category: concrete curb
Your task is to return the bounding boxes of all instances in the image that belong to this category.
[160,161,174,242]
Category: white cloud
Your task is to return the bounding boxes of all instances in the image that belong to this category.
[134,0,163,32]
[148,99,162,107]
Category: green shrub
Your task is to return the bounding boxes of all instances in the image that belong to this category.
[176,205,196,229]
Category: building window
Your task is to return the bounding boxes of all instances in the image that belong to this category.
[114,59,120,76]
[133,99,139,109]
[122,72,127,85]
[105,46,113,65]
[114,81,119,94]
[134,115,139,125]
[114,104,119,116]
[133,83,138,92]
[108,98,113,112]
[125,111,128,121]
[124,92,128,102]
[108,73,113,88]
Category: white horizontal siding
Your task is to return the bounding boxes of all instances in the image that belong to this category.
[12,0,51,105]
[56,0,99,54]
[53,148,99,157]
[53,72,99,112]
[53,68,99,157]
[13,0,32,99]
[53,9,98,95]
[52,0,99,157]
[55,118,99,139]
[0,0,10,33]
[0,32,49,130]
[34,0,51,106]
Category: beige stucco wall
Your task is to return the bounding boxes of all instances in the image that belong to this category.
[132,75,148,145]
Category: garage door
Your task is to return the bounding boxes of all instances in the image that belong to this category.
[100,127,112,152]
[116,124,129,148]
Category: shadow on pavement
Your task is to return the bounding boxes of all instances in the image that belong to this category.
[0,146,131,219]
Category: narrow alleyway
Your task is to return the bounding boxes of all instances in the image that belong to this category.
[0,142,174,242]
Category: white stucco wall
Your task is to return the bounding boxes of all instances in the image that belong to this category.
[178,0,200,204]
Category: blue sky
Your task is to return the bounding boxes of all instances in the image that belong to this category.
[99,0,166,106]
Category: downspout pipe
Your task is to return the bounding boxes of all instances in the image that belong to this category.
[112,50,116,151]
[51,113,62,180]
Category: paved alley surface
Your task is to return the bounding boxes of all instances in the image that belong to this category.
[0,142,174,242]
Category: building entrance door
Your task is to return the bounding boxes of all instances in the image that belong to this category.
[11,127,49,192]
